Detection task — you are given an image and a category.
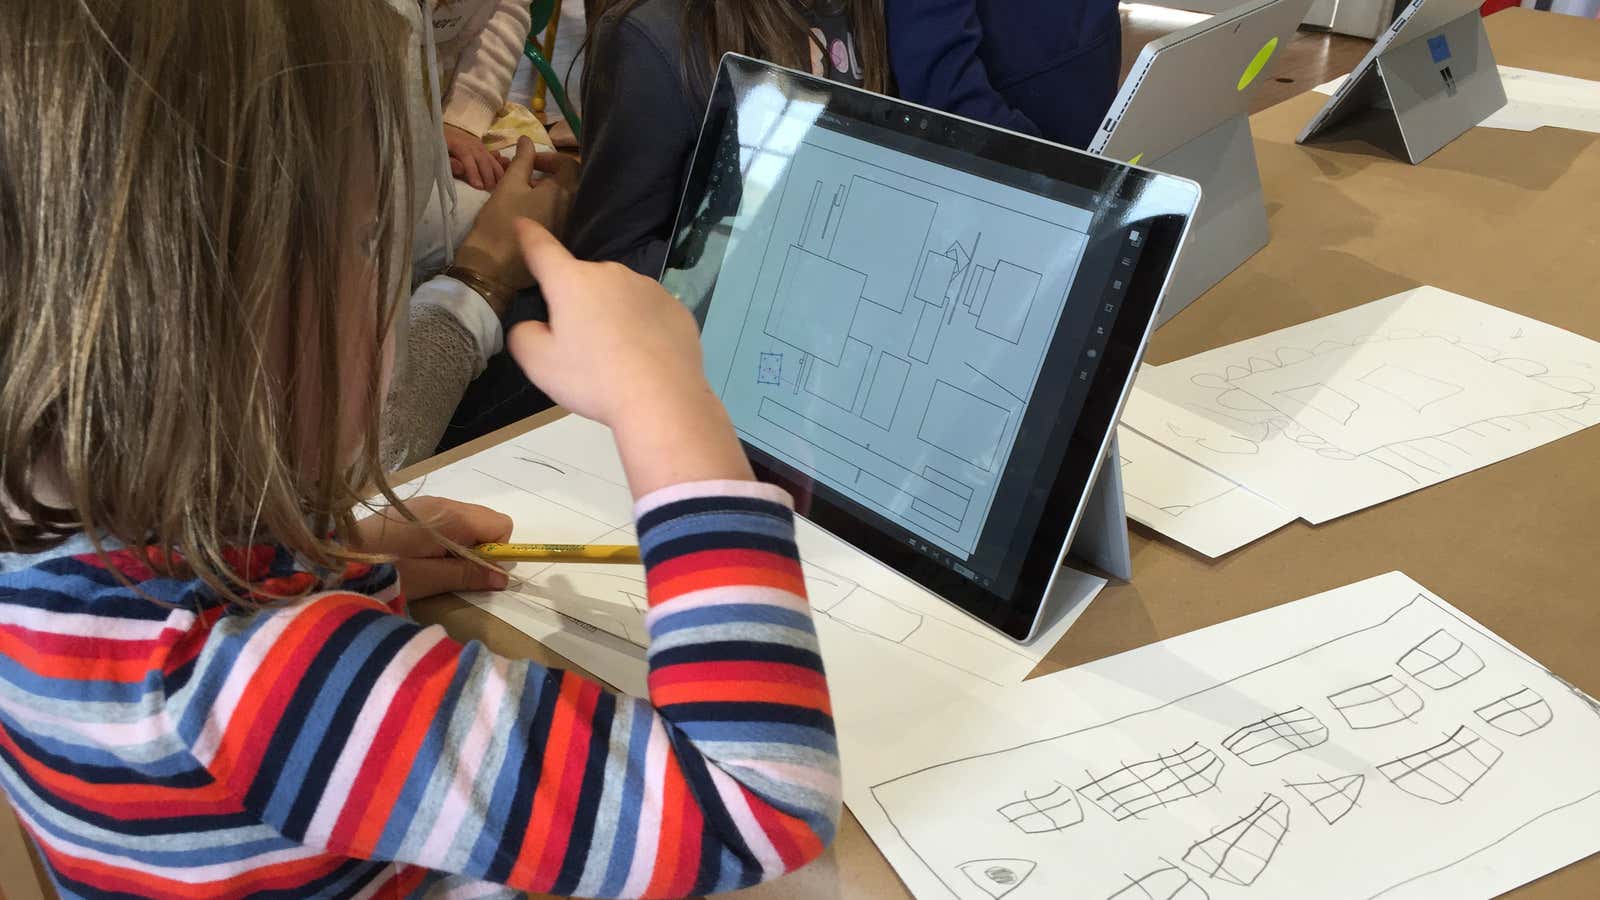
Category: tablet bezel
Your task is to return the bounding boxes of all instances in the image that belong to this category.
[662,55,1198,641]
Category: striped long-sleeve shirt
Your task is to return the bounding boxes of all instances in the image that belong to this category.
[0,480,839,898]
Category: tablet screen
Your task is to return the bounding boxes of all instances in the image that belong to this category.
[664,57,1196,638]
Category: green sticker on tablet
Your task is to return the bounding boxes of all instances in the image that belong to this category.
[1238,37,1279,91]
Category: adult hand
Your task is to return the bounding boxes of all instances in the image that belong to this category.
[506,221,753,497]
[354,496,513,600]
[445,123,506,190]
[454,137,580,298]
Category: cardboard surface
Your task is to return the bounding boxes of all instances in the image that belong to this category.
[4,11,1594,900]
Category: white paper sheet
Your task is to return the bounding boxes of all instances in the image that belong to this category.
[1124,286,1600,523]
[1314,66,1600,135]
[845,572,1600,900]
[402,415,1105,702]
[1117,425,1295,557]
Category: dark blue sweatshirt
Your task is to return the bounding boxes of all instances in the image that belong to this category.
[885,0,1122,149]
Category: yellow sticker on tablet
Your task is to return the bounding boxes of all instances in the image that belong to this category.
[1238,37,1279,91]
[1128,152,1144,166]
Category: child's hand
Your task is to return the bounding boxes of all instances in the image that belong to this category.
[454,137,579,301]
[354,497,513,600]
[444,123,506,191]
[507,221,754,497]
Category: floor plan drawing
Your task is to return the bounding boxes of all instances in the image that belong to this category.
[700,126,1092,557]
[856,573,1600,900]
[1124,287,1600,524]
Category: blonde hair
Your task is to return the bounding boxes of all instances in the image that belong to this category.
[0,1,415,596]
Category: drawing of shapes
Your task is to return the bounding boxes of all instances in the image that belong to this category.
[763,245,865,366]
[1327,675,1425,729]
[757,352,783,386]
[1077,742,1224,821]
[827,590,921,642]
[1181,794,1289,887]
[1221,707,1329,765]
[976,261,1043,344]
[922,465,975,501]
[800,562,856,613]
[1109,862,1209,899]
[909,301,943,363]
[911,499,961,534]
[1398,629,1486,689]
[1359,364,1464,411]
[957,858,1035,900]
[862,352,911,428]
[996,782,1083,834]
[1230,339,1585,456]
[968,266,995,315]
[1271,383,1359,426]
[829,176,937,312]
[752,399,863,487]
[915,251,958,304]
[1378,725,1502,804]
[1284,773,1365,825]
[512,565,652,647]
[918,380,1009,471]
[1475,687,1554,736]
[804,338,871,410]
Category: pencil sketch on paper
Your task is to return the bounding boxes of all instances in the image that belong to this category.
[1283,773,1365,826]
[1181,794,1289,887]
[957,858,1036,899]
[864,577,1600,900]
[1378,726,1503,805]
[1115,425,1295,558]
[1327,675,1425,729]
[1124,287,1600,523]
[1220,707,1329,765]
[1475,687,1554,736]
[1398,629,1486,690]
[1078,743,1226,821]
[997,782,1084,834]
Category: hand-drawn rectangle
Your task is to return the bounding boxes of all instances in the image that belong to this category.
[969,266,995,316]
[976,261,1042,344]
[757,352,783,386]
[829,176,937,312]
[805,338,871,411]
[919,380,1009,471]
[910,301,943,363]
[863,352,912,428]
[764,245,865,366]
[915,251,958,304]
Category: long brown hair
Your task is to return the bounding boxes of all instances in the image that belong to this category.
[583,0,890,103]
[0,1,415,598]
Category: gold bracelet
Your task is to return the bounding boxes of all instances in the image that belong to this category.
[443,265,515,314]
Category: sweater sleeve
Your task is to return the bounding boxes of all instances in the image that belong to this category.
[885,0,1042,138]
[565,15,699,275]
[379,277,503,470]
[442,0,534,136]
[169,482,839,898]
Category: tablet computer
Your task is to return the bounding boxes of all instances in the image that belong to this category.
[660,55,1199,641]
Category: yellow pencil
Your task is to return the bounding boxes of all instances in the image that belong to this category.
[472,542,642,564]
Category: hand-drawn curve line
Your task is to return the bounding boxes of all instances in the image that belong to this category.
[1221,706,1329,765]
[1284,772,1365,825]
[1077,742,1224,821]
[1474,686,1554,736]
[1327,675,1425,729]
[1181,793,1289,887]
[1378,725,1501,805]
